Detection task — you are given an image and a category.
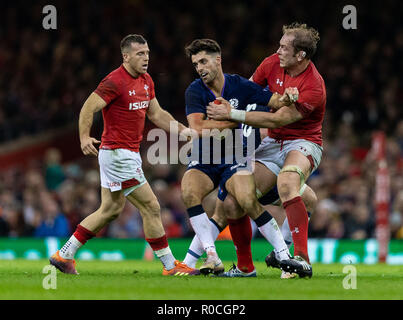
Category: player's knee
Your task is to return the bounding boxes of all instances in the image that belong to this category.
[277,181,291,200]
[223,197,243,220]
[237,194,259,215]
[277,177,299,201]
[211,212,227,228]
[140,198,161,219]
[304,189,318,213]
[102,200,125,221]
[181,188,202,208]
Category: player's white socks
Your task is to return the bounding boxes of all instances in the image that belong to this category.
[254,211,290,261]
[250,217,258,238]
[189,213,217,253]
[187,205,218,255]
[281,218,293,249]
[154,247,176,270]
[184,219,222,268]
[59,235,83,260]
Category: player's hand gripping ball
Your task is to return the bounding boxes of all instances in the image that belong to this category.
[210,99,230,140]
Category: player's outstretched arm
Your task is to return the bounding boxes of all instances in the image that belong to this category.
[79,92,106,156]
[147,98,191,138]
[240,104,303,128]
[206,97,303,129]
[187,112,238,137]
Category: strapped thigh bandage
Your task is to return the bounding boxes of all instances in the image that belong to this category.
[279,165,306,188]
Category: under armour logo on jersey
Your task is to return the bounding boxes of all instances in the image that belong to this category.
[276,78,283,86]
[291,227,299,234]
[129,90,136,96]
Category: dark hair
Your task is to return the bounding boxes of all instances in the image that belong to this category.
[282,22,320,59]
[184,39,221,57]
[120,34,147,52]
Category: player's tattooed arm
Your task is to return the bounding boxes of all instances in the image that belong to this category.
[187,112,238,137]
[79,92,106,156]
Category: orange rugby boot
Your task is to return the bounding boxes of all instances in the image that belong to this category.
[49,250,79,275]
[162,260,200,276]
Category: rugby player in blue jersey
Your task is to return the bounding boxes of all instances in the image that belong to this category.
[181,39,317,278]
[180,39,303,275]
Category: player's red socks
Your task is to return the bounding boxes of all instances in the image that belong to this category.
[283,196,310,263]
[146,234,169,251]
[73,224,96,245]
[227,215,254,273]
[146,234,177,270]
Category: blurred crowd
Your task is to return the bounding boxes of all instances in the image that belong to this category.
[0,0,402,239]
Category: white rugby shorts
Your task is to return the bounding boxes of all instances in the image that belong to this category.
[99,148,147,196]
[254,137,323,176]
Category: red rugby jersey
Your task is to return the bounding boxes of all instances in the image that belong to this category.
[94,65,155,152]
[252,53,326,146]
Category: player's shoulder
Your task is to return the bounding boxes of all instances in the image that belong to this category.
[100,65,126,87]
[106,65,125,79]
[305,61,326,89]
[142,72,154,83]
[95,66,123,93]
[254,54,280,80]
[225,73,249,82]
[224,73,245,84]
[185,78,204,94]
[225,73,258,89]
[260,53,280,67]
[309,62,325,82]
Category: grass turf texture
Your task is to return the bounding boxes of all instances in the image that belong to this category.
[0,259,402,300]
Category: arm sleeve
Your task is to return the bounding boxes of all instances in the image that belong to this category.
[185,87,206,116]
[94,76,120,105]
[294,85,324,118]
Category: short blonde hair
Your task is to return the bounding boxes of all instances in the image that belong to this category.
[282,22,320,59]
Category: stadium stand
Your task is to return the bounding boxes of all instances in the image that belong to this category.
[0,0,402,239]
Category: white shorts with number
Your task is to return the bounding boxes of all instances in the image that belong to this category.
[99,148,147,196]
[253,137,323,176]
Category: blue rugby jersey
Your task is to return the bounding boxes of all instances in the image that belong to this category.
[185,73,272,165]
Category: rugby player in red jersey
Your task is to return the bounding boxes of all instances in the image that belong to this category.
[50,34,199,276]
[207,23,326,277]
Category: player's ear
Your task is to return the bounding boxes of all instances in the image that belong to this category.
[215,54,222,65]
[298,51,306,61]
[122,51,129,63]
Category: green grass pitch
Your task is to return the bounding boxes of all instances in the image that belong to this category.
[0,259,402,300]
